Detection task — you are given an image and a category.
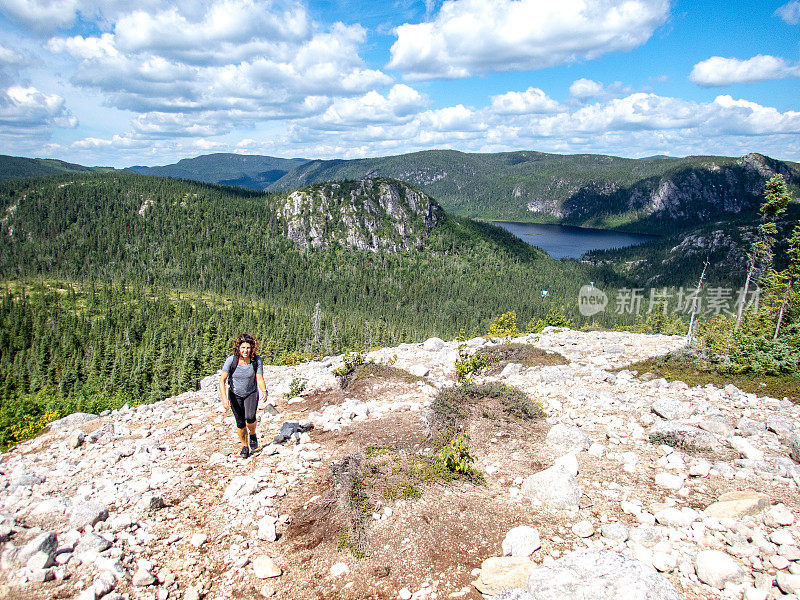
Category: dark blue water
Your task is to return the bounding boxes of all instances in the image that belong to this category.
[494,221,658,259]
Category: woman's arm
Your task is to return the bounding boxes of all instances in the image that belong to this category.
[218,372,230,409]
[256,373,267,402]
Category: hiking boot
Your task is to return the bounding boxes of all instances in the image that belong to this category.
[239,446,250,458]
[249,434,258,451]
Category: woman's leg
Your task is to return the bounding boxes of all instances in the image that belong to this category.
[244,390,259,446]
[229,391,248,448]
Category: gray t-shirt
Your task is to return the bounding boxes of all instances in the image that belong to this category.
[222,355,263,397]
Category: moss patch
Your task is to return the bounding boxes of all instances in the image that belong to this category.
[620,352,800,402]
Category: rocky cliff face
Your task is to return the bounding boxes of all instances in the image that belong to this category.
[276,178,443,252]
[560,153,797,229]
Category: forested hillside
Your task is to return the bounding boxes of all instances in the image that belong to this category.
[0,155,114,180]
[117,150,800,233]
[0,172,629,445]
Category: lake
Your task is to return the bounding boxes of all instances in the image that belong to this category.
[493,221,658,259]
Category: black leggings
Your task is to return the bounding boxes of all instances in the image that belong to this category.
[229,389,258,429]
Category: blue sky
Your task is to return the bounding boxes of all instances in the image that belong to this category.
[1,0,799,167]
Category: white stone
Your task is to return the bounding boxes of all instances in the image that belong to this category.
[654,472,685,490]
[330,562,349,577]
[572,521,595,538]
[190,533,207,548]
[695,550,747,589]
[253,555,281,579]
[502,526,541,557]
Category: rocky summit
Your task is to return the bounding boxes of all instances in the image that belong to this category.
[1,328,799,600]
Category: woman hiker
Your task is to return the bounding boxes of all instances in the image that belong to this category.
[218,333,267,458]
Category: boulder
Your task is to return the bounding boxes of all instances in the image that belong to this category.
[18,532,58,565]
[787,433,800,464]
[502,526,541,557]
[253,555,282,579]
[407,364,429,377]
[648,421,716,451]
[600,523,629,543]
[572,521,595,538]
[698,417,734,437]
[423,337,445,352]
[651,398,694,421]
[493,590,535,600]
[472,556,534,595]
[272,422,312,444]
[48,412,98,431]
[224,476,259,500]
[736,417,765,436]
[766,415,795,440]
[728,436,764,461]
[776,572,800,595]
[545,424,592,451]
[69,502,109,530]
[520,465,582,509]
[703,491,769,519]
[75,533,112,554]
[525,551,681,600]
[695,550,746,589]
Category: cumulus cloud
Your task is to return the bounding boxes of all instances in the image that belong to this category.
[387,0,670,80]
[569,78,604,99]
[689,55,800,86]
[490,87,561,114]
[281,90,800,164]
[309,84,428,129]
[0,85,77,129]
[47,2,391,125]
[113,0,311,65]
[775,1,800,24]
[1,0,80,33]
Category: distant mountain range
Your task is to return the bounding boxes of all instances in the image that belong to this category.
[2,150,798,234]
[0,155,115,180]
[130,153,307,189]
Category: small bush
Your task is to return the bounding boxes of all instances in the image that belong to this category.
[487,311,519,338]
[439,434,483,482]
[283,377,307,400]
[526,310,573,333]
[454,345,492,382]
[332,352,366,388]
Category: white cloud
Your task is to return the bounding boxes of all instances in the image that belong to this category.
[689,55,800,86]
[47,33,118,59]
[775,1,800,24]
[490,87,561,114]
[1,0,79,32]
[279,91,800,164]
[47,3,391,123]
[0,44,25,65]
[388,0,670,80]
[569,78,604,99]
[113,0,311,65]
[309,84,428,129]
[0,85,76,129]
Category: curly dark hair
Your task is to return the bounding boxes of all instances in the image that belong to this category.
[233,333,259,359]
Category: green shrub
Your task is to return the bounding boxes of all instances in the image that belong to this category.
[439,434,483,482]
[526,310,573,333]
[283,377,307,400]
[486,311,518,338]
[454,345,491,381]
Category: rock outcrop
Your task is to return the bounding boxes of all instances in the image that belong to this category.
[1,328,798,600]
